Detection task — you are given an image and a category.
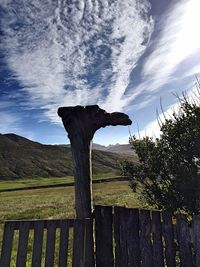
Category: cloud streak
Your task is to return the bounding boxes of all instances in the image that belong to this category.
[0,0,153,124]
[126,0,200,108]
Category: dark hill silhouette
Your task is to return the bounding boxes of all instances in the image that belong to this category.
[0,134,136,179]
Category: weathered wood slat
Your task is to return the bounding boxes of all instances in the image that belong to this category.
[0,222,15,267]
[45,220,57,267]
[162,210,176,267]
[58,220,69,267]
[84,219,95,267]
[72,219,94,267]
[16,221,30,267]
[176,214,193,267]
[114,207,141,267]
[140,209,153,267]
[152,211,164,267]
[114,207,123,267]
[32,220,44,267]
[120,208,129,267]
[193,215,200,267]
[95,205,114,267]
[126,208,141,267]
[72,219,85,267]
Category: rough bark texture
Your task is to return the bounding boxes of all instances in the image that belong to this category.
[58,105,132,218]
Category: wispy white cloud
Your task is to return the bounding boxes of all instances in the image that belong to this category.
[0,0,153,124]
[0,111,20,133]
[137,82,200,138]
[126,0,200,107]
[0,109,35,139]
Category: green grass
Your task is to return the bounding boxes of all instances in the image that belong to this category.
[0,181,144,223]
[0,172,118,191]
[0,181,146,266]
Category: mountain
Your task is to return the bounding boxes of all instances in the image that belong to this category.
[61,143,135,156]
[0,134,136,179]
[93,143,134,156]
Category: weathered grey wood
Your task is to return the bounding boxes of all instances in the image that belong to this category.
[32,221,44,267]
[0,222,15,267]
[193,215,200,267]
[162,210,176,267]
[58,105,132,219]
[72,219,95,267]
[114,206,122,267]
[176,214,193,267]
[152,211,164,267]
[45,221,57,267]
[95,205,114,267]
[58,106,131,267]
[58,220,69,267]
[120,208,129,267]
[126,208,141,267]
[16,221,30,267]
[140,209,153,267]
[117,207,141,267]
[72,219,85,267]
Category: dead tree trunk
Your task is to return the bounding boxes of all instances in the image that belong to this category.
[58,105,132,219]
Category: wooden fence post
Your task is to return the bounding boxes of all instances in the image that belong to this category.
[95,205,114,267]
[58,105,132,266]
[140,209,153,267]
[193,215,200,266]
[176,214,194,267]
[162,210,176,267]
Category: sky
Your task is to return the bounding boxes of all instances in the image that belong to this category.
[0,0,200,146]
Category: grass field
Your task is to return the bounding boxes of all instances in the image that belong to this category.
[0,172,118,191]
[0,180,147,266]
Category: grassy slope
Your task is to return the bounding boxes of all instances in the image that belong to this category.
[0,134,135,179]
[0,173,118,191]
[0,181,145,223]
[0,181,146,266]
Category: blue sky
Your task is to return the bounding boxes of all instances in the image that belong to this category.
[0,0,200,145]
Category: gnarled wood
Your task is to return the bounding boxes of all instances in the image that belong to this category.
[58,105,132,218]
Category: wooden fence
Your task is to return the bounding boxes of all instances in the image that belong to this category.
[95,205,200,267]
[1,205,200,266]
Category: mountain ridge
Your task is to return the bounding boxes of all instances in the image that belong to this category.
[0,133,137,179]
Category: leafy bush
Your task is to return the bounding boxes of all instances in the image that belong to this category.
[121,92,200,214]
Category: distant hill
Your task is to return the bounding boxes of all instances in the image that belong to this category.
[61,143,135,156]
[0,134,137,179]
[93,143,135,156]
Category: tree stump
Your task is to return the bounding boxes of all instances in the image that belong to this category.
[58,105,132,218]
[58,105,132,267]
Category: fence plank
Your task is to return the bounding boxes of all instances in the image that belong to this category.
[16,221,30,267]
[119,208,129,267]
[140,209,153,267]
[152,211,164,267]
[114,207,122,267]
[162,210,176,267]
[114,207,141,267]
[72,220,84,267]
[72,219,94,267]
[114,207,130,267]
[125,208,141,267]
[176,214,194,267]
[95,205,114,267]
[0,222,15,267]
[58,220,69,267]
[32,221,44,267]
[193,215,200,267]
[45,220,57,267]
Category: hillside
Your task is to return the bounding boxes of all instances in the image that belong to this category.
[61,143,135,156]
[0,134,136,179]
